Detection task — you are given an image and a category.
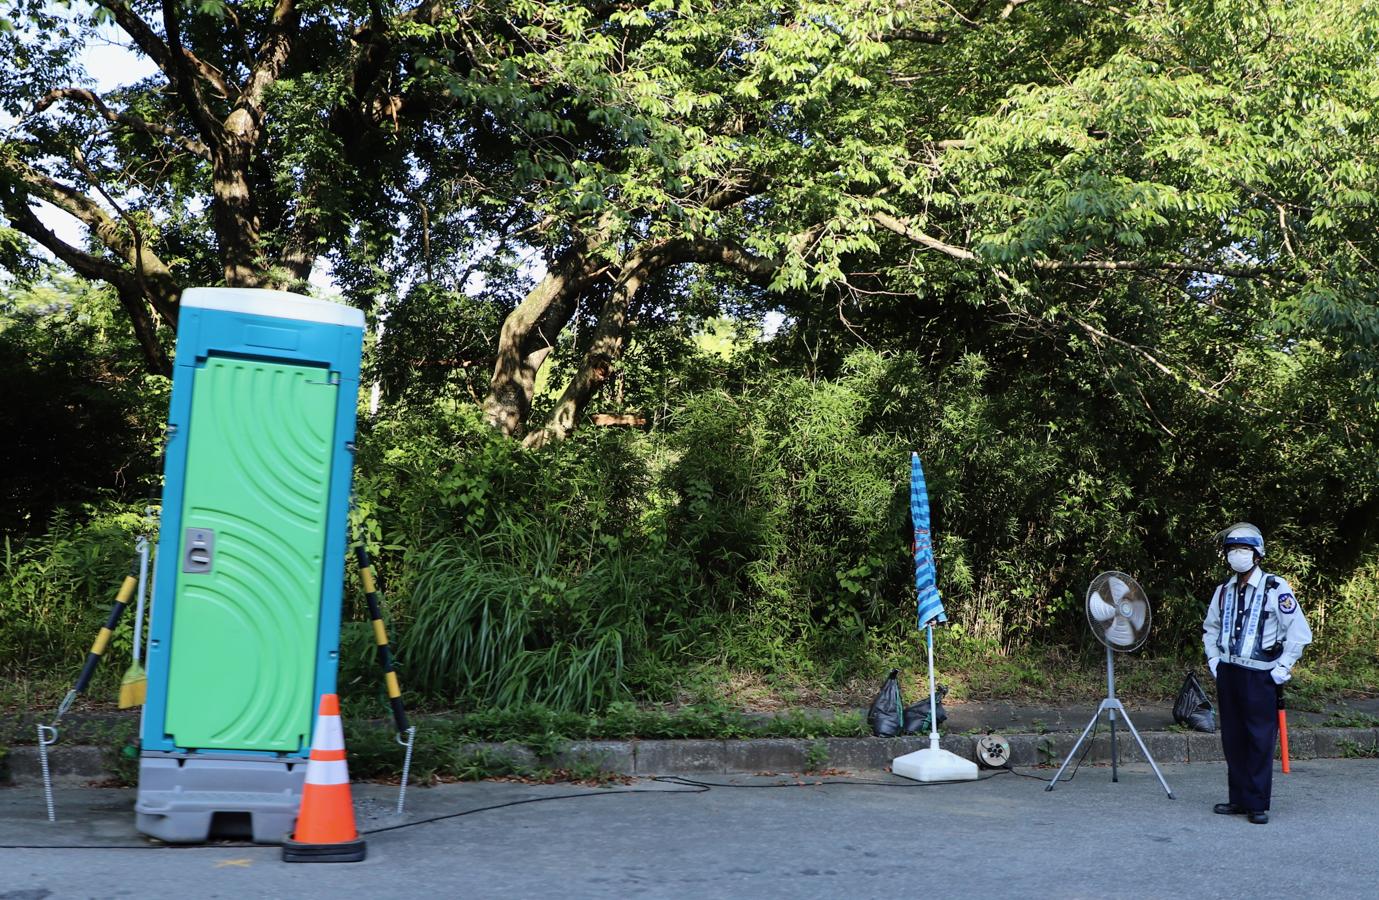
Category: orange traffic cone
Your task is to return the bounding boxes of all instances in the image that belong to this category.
[283,694,367,862]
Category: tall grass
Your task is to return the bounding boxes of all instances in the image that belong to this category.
[0,507,146,679]
[396,517,698,712]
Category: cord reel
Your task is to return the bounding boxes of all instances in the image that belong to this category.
[975,733,1011,768]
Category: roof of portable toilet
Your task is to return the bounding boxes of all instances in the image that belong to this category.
[181,288,364,329]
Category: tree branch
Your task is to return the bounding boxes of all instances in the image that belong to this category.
[2,201,171,372]
[872,211,977,260]
[999,0,1032,19]
[526,227,826,447]
[483,214,619,435]
[1071,317,1221,404]
[34,88,212,160]
[1031,257,1286,282]
[184,53,235,101]
[398,0,449,25]
[883,28,949,44]
[875,211,1291,281]
[160,0,222,144]
[5,159,181,323]
[94,0,234,99]
[525,240,676,448]
[3,199,130,286]
[94,1,172,73]
[699,176,765,212]
[277,205,319,287]
[682,230,827,286]
[686,238,778,284]
[243,0,299,114]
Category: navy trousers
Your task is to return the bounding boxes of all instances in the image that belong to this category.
[1217,662,1278,812]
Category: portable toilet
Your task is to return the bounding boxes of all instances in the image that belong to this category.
[135,288,364,843]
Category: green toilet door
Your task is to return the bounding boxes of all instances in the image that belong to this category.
[165,356,338,752]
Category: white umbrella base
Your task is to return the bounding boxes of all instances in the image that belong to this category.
[891,747,978,783]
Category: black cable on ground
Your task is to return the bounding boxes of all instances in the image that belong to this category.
[0,784,713,849]
[0,755,1098,850]
[364,769,1037,837]
[361,781,711,836]
[1006,718,1102,784]
[651,771,1012,789]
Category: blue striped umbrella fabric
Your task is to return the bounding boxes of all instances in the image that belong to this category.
[911,452,947,627]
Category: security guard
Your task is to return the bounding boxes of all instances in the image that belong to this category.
[1202,523,1312,824]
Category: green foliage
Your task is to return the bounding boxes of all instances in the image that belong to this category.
[666,372,908,673]
[400,525,654,710]
[1323,709,1379,729]
[5,1,1379,717]
[0,506,151,679]
[348,406,706,711]
[7,331,1379,713]
[0,276,167,533]
[947,0,1379,380]
[99,719,141,787]
[370,283,514,407]
[0,278,163,684]
[1337,738,1379,760]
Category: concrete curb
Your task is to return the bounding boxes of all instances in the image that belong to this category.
[8,726,1378,785]
[5,745,109,785]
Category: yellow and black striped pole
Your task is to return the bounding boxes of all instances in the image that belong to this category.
[40,556,140,820]
[354,544,409,735]
[72,560,140,699]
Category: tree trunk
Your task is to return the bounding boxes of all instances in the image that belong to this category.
[115,285,173,374]
[522,234,784,446]
[523,241,677,448]
[483,229,611,435]
[213,120,265,287]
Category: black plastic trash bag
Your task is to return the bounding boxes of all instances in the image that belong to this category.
[904,684,949,735]
[1173,670,1216,733]
[868,669,904,736]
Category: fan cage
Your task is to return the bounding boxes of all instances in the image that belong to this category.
[1084,570,1151,653]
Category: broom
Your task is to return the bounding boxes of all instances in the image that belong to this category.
[118,536,151,709]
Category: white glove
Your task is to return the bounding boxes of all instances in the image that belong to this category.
[1271,666,1291,685]
[1208,658,1219,678]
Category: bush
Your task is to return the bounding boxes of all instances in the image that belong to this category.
[0,505,151,678]
[349,404,709,712]
[0,276,166,535]
[7,325,1378,713]
[666,377,910,676]
[395,521,698,710]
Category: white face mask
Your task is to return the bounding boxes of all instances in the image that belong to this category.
[1227,548,1256,573]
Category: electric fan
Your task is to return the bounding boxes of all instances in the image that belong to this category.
[1046,571,1174,798]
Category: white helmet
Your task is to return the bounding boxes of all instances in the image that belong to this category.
[1219,522,1265,558]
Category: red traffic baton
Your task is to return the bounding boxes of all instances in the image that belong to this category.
[1277,684,1290,774]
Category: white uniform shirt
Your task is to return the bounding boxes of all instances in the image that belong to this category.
[1202,566,1312,671]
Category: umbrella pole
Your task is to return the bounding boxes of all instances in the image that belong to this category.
[926,624,939,751]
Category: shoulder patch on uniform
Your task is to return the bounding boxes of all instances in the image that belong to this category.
[1279,593,1297,613]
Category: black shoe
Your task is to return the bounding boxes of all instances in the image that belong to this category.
[1248,811,1269,825]
[1213,803,1246,815]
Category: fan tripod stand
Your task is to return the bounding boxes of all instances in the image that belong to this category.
[1045,644,1174,798]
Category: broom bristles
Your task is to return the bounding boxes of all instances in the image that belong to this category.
[119,666,147,709]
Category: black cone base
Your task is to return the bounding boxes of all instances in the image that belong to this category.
[282,835,367,863]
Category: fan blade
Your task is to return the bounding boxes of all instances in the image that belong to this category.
[1106,575,1131,604]
[1127,598,1148,631]
[1104,616,1137,647]
[1089,595,1118,623]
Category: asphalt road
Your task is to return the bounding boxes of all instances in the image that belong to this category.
[3,759,1377,899]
